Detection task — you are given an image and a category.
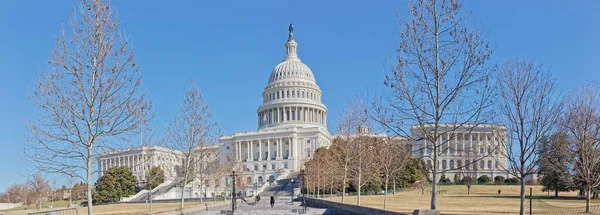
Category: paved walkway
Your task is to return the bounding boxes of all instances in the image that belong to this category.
[194,196,333,215]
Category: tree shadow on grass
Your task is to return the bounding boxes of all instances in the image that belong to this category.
[449,195,586,201]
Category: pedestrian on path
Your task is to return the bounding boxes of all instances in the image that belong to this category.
[256,194,260,202]
[270,196,275,208]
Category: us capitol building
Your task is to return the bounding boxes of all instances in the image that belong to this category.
[97,25,509,201]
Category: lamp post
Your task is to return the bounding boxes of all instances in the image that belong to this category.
[230,170,238,213]
[253,182,257,197]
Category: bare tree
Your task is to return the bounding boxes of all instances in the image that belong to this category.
[561,82,600,213]
[66,176,75,208]
[372,0,494,210]
[28,174,51,211]
[25,1,151,214]
[321,146,342,201]
[334,98,370,203]
[193,145,220,203]
[349,135,379,206]
[2,183,29,204]
[373,137,409,210]
[163,81,219,210]
[458,148,481,195]
[497,58,561,215]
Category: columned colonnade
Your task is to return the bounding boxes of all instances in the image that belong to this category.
[99,154,147,176]
[258,106,326,127]
[234,136,300,162]
[422,132,503,156]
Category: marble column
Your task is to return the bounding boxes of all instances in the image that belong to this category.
[268,139,272,160]
[276,138,281,159]
[237,142,241,161]
[259,139,263,161]
[477,133,481,154]
[288,137,292,159]
[470,133,473,154]
[250,140,254,161]
[246,141,250,161]
[462,133,465,155]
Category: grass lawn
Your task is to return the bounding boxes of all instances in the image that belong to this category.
[1,201,226,215]
[328,185,600,215]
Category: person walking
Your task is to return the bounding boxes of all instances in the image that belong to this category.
[270,196,275,208]
[256,194,260,203]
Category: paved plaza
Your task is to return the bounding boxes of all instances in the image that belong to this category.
[197,197,332,215]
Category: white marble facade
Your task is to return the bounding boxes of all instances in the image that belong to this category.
[97,146,183,187]
[411,124,510,181]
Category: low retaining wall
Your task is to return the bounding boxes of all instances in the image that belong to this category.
[304,198,409,215]
[0,203,22,210]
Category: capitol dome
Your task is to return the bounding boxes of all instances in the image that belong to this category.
[268,60,316,84]
[257,24,327,130]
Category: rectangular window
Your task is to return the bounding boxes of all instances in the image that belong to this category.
[254,165,258,171]
[271,164,276,170]
[284,163,288,169]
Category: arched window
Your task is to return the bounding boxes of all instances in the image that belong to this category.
[427,160,432,170]
[258,176,264,183]
[442,160,447,170]
[480,160,485,169]
[450,160,455,169]
[268,175,275,182]
[247,177,252,184]
[487,160,492,169]
[495,161,499,169]
[457,160,462,169]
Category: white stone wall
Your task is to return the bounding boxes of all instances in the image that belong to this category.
[410,124,510,181]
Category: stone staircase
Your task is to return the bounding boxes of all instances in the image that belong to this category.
[259,171,301,198]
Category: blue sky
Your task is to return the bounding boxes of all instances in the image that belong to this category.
[0,0,598,190]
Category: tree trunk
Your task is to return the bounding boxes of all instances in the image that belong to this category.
[554,189,558,197]
[357,172,361,206]
[181,171,188,210]
[586,185,591,213]
[149,189,153,212]
[87,148,94,215]
[342,166,347,203]
[467,185,471,195]
[431,167,437,209]
[330,185,333,201]
[384,174,388,210]
[317,174,320,199]
[519,177,525,215]
[200,168,203,204]
[393,179,396,195]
